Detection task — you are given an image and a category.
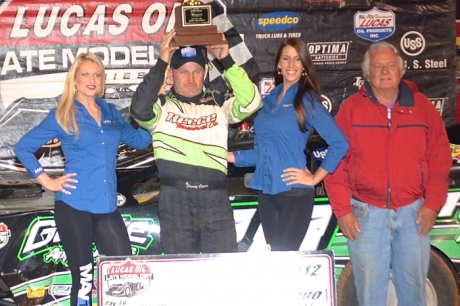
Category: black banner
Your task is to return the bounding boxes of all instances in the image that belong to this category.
[0,0,456,176]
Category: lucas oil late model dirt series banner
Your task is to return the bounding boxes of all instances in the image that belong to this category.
[0,0,456,175]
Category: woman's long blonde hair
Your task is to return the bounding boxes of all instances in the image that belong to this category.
[55,53,106,136]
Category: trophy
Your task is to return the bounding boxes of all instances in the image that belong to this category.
[171,0,227,47]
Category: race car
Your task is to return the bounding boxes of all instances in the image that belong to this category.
[0,123,458,306]
[106,282,144,298]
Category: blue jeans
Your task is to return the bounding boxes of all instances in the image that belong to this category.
[347,198,430,306]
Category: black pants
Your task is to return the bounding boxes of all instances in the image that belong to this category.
[54,201,131,306]
[158,186,238,254]
[258,188,315,251]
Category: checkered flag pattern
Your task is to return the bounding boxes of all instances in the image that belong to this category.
[203,0,261,93]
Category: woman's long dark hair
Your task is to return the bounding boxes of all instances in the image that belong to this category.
[273,38,322,132]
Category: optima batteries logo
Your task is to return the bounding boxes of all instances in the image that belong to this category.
[307,42,349,62]
[256,11,300,31]
[354,8,395,42]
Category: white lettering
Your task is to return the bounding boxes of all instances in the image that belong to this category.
[142,3,167,34]
[438,192,460,218]
[78,263,93,301]
[35,6,60,38]
[23,220,59,253]
[110,4,133,36]
[10,7,29,38]
[60,5,84,37]
[83,5,106,36]
[1,51,22,74]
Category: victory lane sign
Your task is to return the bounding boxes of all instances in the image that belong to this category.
[98,251,336,306]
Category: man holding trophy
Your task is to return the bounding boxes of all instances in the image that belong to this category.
[130,4,262,253]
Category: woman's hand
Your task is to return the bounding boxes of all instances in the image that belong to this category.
[282,167,328,187]
[282,168,316,186]
[37,173,78,195]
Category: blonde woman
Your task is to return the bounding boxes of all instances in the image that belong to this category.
[14,53,151,306]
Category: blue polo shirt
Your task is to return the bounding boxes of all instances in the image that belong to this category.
[14,97,152,213]
[234,83,349,195]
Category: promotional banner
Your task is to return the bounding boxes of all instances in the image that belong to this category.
[98,251,336,306]
[0,0,456,174]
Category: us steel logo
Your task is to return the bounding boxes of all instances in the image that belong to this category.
[400,31,426,57]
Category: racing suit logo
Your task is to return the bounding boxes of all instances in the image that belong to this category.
[166,112,218,130]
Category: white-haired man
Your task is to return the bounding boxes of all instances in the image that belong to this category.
[324,41,451,305]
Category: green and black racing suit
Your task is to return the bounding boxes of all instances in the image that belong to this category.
[130,55,262,253]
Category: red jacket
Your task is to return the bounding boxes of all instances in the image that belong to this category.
[324,80,451,218]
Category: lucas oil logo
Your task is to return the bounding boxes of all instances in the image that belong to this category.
[354,8,395,42]
[256,11,300,31]
[104,258,154,298]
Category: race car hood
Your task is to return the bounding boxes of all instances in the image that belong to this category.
[0,191,54,215]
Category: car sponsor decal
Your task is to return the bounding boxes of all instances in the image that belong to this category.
[18,215,156,264]
[48,284,72,296]
[26,286,46,299]
[438,191,460,219]
[0,222,11,249]
[354,7,395,42]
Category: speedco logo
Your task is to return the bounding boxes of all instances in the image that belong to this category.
[354,8,395,42]
[307,42,349,62]
[256,11,300,31]
[18,215,156,263]
[400,31,426,56]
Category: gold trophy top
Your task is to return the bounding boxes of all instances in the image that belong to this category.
[183,0,204,6]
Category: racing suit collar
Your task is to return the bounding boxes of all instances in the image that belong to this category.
[170,87,204,104]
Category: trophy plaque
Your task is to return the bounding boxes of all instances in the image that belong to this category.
[171,0,227,47]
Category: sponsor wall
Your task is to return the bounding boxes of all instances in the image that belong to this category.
[0,0,456,176]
